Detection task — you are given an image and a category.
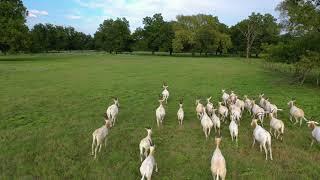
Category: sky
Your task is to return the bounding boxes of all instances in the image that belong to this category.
[24,0,282,35]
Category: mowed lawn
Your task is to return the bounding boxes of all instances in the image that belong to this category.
[0,53,319,179]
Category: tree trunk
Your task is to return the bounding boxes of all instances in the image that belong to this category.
[152,51,155,55]
[205,52,208,56]
[300,74,307,85]
[246,44,250,59]
[169,49,173,56]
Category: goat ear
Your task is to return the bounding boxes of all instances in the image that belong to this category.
[315,122,319,125]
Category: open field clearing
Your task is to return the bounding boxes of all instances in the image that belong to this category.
[0,54,319,179]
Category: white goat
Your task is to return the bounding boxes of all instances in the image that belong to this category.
[156,98,166,127]
[244,95,253,115]
[211,137,227,180]
[229,119,238,144]
[139,128,153,162]
[229,104,242,126]
[206,96,214,116]
[161,84,169,104]
[177,100,184,125]
[268,113,285,141]
[196,99,205,120]
[251,100,265,126]
[307,121,320,147]
[288,100,308,127]
[221,89,229,106]
[235,97,245,113]
[91,118,112,159]
[218,102,229,123]
[211,109,221,135]
[259,94,267,110]
[229,91,237,104]
[106,97,120,126]
[251,119,273,160]
[200,107,214,140]
[264,99,283,118]
[140,144,158,180]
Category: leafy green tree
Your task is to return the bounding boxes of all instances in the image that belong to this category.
[94,18,131,53]
[143,13,165,54]
[277,0,320,34]
[173,14,231,55]
[131,27,147,51]
[232,13,279,58]
[266,0,320,85]
[159,22,175,55]
[30,23,93,52]
[0,0,29,54]
[30,23,49,52]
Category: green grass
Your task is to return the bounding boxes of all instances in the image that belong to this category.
[0,54,319,179]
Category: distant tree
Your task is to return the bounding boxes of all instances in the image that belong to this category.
[232,13,279,58]
[131,27,147,51]
[94,18,131,53]
[277,0,320,35]
[265,0,320,85]
[159,21,175,55]
[0,0,29,54]
[30,24,49,52]
[173,14,231,55]
[142,13,165,54]
[30,23,93,52]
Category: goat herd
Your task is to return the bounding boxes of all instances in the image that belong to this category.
[90,84,319,180]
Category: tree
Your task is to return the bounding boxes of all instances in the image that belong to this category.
[267,0,320,85]
[131,27,147,51]
[277,0,320,35]
[30,23,49,52]
[94,18,131,53]
[159,22,175,55]
[173,14,231,55]
[142,13,166,54]
[232,13,279,58]
[0,0,29,54]
[30,23,93,52]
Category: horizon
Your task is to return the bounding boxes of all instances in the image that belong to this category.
[23,0,282,35]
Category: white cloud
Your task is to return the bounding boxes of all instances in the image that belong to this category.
[28,13,37,18]
[66,15,82,20]
[75,0,281,32]
[28,9,49,18]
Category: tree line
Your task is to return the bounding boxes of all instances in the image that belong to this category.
[1,0,280,58]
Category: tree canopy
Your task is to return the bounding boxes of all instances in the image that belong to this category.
[94,18,131,53]
[231,13,280,58]
[172,14,231,55]
[0,0,29,54]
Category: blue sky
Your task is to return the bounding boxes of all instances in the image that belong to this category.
[24,0,282,35]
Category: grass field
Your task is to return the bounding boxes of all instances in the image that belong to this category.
[0,53,319,179]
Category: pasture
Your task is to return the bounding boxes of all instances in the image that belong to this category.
[0,53,319,179]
